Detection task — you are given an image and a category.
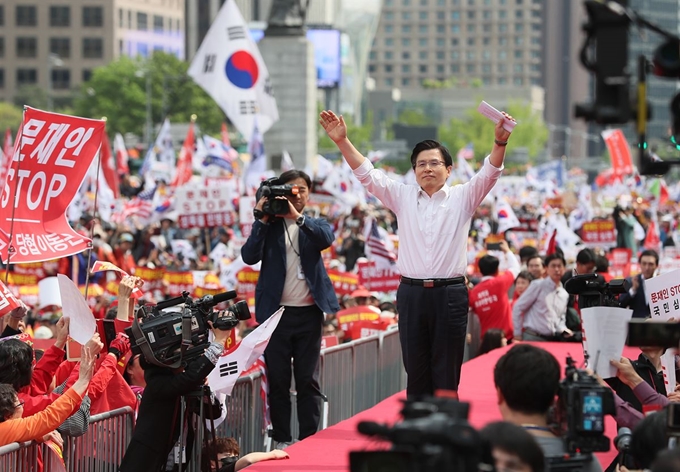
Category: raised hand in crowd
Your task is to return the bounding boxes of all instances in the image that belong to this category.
[54,316,70,350]
[117,275,143,320]
[72,342,99,397]
[3,301,29,334]
[107,332,131,360]
[84,333,104,358]
[611,357,644,389]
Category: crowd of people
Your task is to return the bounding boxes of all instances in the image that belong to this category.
[0,106,678,472]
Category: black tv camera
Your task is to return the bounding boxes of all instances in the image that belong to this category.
[255,177,299,215]
[349,397,487,472]
[552,356,615,455]
[564,273,629,310]
[126,290,251,368]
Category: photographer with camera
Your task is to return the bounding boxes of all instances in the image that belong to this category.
[118,321,232,472]
[241,169,340,449]
[494,344,602,472]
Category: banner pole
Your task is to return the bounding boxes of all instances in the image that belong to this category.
[4,107,28,284]
[84,119,106,299]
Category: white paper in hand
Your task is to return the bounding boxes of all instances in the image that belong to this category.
[581,306,633,379]
[57,274,96,345]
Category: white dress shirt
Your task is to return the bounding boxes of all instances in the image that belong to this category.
[512,277,570,338]
[352,157,502,278]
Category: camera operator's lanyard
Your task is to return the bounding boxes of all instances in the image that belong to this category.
[284,220,305,280]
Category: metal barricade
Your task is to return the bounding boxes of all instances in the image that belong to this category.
[0,441,41,472]
[216,372,264,455]
[64,406,134,472]
[319,343,355,427]
[352,335,380,415]
[378,327,406,400]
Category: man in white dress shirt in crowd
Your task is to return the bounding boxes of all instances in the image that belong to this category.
[320,109,513,396]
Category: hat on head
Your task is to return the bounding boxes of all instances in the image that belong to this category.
[120,233,134,243]
[34,326,54,340]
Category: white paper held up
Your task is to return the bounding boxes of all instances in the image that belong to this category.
[581,306,633,379]
[57,274,96,345]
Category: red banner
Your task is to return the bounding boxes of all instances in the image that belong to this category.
[601,129,633,176]
[327,269,359,296]
[163,271,194,297]
[237,267,259,294]
[0,108,105,263]
[0,279,21,316]
[336,305,382,334]
[581,220,616,247]
[357,260,401,292]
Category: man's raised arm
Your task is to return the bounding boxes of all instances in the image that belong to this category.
[319,110,366,170]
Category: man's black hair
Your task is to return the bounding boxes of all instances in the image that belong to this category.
[409,140,453,169]
[0,384,19,422]
[595,255,609,273]
[478,254,500,277]
[544,253,566,267]
[519,245,539,262]
[630,407,668,469]
[279,170,312,189]
[494,344,560,415]
[575,247,596,265]
[480,421,545,472]
[0,339,34,390]
[640,249,660,265]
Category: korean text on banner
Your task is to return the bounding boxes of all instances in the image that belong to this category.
[0,108,105,263]
[645,269,680,320]
[0,279,21,316]
[601,129,633,177]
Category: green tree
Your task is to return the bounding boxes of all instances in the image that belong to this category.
[0,102,24,134]
[397,108,433,126]
[13,85,49,110]
[438,98,548,162]
[73,52,226,139]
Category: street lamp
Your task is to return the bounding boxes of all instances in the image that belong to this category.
[47,53,64,111]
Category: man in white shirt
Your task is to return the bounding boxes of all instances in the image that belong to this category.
[320,109,513,396]
[513,253,572,341]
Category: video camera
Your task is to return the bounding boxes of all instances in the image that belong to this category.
[349,397,487,472]
[552,356,616,455]
[564,273,629,310]
[126,290,251,368]
[255,177,299,216]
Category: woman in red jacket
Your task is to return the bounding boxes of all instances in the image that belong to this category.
[0,343,98,446]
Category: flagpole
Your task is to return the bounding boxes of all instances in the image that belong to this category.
[83,117,106,299]
[4,107,27,284]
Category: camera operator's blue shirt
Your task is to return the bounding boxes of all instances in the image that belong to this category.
[241,216,340,322]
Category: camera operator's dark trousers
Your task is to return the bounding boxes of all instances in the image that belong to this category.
[265,305,324,443]
[397,280,468,396]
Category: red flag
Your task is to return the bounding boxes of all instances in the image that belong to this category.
[643,218,661,251]
[113,133,129,176]
[221,122,232,147]
[546,229,558,256]
[171,121,194,188]
[100,132,119,198]
[660,181,669,206]
[0,107,105,263]
[601,129,633,177]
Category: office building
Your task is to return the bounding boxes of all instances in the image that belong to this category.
[0,0,184,104]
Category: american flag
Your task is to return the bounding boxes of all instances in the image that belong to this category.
[365,218,397,265]
[457,143,474,160]
[111,186,157,224]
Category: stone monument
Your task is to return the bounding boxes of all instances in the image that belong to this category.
[260,0,317,172]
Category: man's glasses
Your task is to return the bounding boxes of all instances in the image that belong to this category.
[415,160,446,169]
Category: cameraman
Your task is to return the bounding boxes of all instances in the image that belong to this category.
[118,322,231,472]
[241,170,340,449]
[494,344,602,472]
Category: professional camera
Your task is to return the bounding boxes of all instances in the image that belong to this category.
[255,177,299,216]
[126,290,251,368]
[349,397,488,472]
[564,273,629,310]
[552,356,615,455]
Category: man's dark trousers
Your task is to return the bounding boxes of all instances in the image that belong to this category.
[397,282,469,396]
[265,305,324,443]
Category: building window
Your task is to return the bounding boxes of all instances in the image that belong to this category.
[451,25,460,33]
[402,25,412,33]
[16,37,37,58]
[384,11,394,20]
[499,10,507,18]
[514,50,523,58]
[82,69,92,82]
[466,64,475,73]
[514,64,523,73]
[402,64,411,73]
[451,11,460,20]
[401,52,409,59]
[0,38,4,58]
[385,51,393,59]
[368,64,376,73]
[419,38,428,47]
[514,77,523,85]
[128,10,132,28]
[467,24,476,33]
[467,11,475,19]
[498,63,507,72]
[385,78,393,86]
[482,63,492,73]
[499,37,508,45]
[16,6,37,26]
[498,50,507,60]
[369,51,376,60]
[385,24,393,33]
[83,7,103,27]
[50,6,70,27]
[418,65,427,73]
[515,23,524,32]
[83,38,103,58]
[419,51,427,59]
[402,78,410,86]
[385,64,393,73]
[516,10,523,18]
[137,12,148,31]
[451,38,459,46]
[154,15,163,32]
[451,51,459,60]
[51,69,70,90]
[402,38,411,46]
[419,11,428,20]
[119,8,124,28]
[0,69,4,88]
[483,37,491,45]
[482,50,491,60]
[385,38,394,46]
[436,64,444,73]
[436,38,444,47]
[436,24,445,34]
[418,25,427,33]
[451,64,459,73]
[467,37,475,46]
[0,6,4,26]
[402,12,411,20]
[466,51,476,60]
[50,38,70,58]
[17,69,38,85]
[499,77,507,85]
[499,24,508,32]
[436,51,444,60]
[483,10,492,19]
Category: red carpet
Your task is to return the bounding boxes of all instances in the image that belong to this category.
[246,342,641,471]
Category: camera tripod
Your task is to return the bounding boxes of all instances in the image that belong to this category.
[175,385,223,472]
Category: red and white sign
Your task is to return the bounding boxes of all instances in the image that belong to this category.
[608,248,632,279]
[0,279,21,316]
[175,185,235,229]
[581,220,616,247]
[0,108,105,263]
[357,260,401,292]
[236,266,259,294]
[320,335,339,350]
[601,129,633,176]
[327,269,359,296]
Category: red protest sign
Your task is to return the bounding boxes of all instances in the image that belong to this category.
[0,108,105,263]
[327,269,359,296]
[581,220,616,247]
[0,279,21,316]
[357,260,401,292]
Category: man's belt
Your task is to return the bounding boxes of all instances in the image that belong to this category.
[522,328,554,341]
[400,276,466,288]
